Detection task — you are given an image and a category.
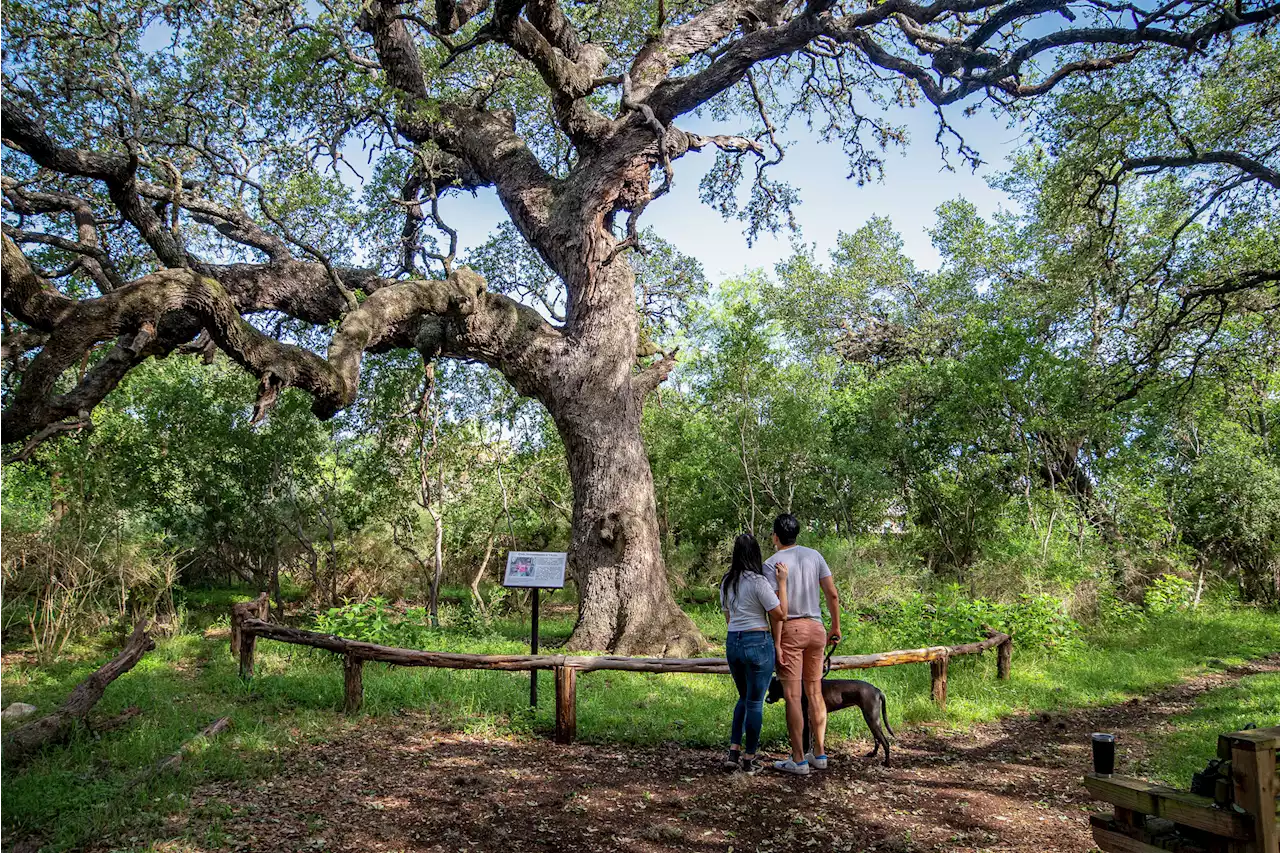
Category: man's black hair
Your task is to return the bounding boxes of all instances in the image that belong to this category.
[773,513,800,546]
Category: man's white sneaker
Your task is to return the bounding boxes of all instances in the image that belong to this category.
[773,758,810,775]
[805,752,829,770]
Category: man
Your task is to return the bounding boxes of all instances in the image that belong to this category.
[762,513,841,775]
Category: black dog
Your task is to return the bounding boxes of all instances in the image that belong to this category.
[766,677,896,766]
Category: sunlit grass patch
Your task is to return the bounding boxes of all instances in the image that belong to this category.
[1135,671,1280,787]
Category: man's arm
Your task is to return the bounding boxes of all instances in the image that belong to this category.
[820,575,841,645]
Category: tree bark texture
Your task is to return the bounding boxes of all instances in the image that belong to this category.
[230,593,270,658]
[997,637,1012,680]
[548,261,700,656]
[554,665,577,744]
[930,656,949,710]
[343,655,364,715]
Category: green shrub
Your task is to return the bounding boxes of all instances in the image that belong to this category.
[314,598,437,648]
[1095,585,1147,627]
[867,585,1081,652]
[1146,573,1195,614]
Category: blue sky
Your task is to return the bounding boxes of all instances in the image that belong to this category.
[438,101,1028,281]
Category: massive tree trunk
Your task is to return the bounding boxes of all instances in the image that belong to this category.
[555,379,700,656]
[547,257,701,655]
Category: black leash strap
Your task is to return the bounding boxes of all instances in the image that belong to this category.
[822,638,839,678]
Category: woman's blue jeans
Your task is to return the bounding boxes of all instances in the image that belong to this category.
[726,629,775,754]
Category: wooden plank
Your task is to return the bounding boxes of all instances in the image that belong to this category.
[1091,822,1181,853]
[1232,741,1278,853]
[1089,814,1219,850]
[1225,727,1280,752]
[1084,774,1255,839]
[554,666,577,745]
[1086,774,1161,814]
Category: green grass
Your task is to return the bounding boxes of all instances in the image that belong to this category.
[2,595,1277,851]
[1135,671,1280,787]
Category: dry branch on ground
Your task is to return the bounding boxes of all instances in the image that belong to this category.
[2,619,154,764]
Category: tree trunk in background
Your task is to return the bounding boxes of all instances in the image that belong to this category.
[471,534,494,611]
[50,469,67,521]
[427,504,444,625]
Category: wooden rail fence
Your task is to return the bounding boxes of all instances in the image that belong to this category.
[230,598,1012,744]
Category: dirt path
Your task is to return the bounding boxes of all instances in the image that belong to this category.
[139,657,1280,853]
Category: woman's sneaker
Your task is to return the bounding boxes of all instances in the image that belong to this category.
[805,752,829,770]
[773,758,810,775]
[722,749,741,771]
[740,756,764,775]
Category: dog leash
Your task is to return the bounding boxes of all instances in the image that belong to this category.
[822,637,839,679]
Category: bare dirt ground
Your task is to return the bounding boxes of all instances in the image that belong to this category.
[136,656,1280,853]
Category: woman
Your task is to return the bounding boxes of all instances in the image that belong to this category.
[720,532,788,774]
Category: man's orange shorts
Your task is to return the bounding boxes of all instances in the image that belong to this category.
[775,618,827,684]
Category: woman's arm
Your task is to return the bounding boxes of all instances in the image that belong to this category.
[768,601,787,661]
[775,565,789,618]
[771,563,789,664]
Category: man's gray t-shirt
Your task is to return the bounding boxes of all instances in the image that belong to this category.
[719,572,780,632]
[763,545,832,622]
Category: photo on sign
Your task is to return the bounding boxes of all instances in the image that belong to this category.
[502,551,567,589]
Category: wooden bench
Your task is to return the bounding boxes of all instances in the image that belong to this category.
[1084,726,1279,853]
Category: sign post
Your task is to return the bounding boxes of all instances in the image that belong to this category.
[502,551,567,708]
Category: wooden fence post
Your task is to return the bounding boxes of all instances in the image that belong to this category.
[997,637,1012,680]
[230,593,270,659]
[930,655,948,711]
[555,665,577,745]
[343,655,364,715]
[1227,730,1278,853]
[239,629,257,680]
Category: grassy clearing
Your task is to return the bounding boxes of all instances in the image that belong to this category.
[1134,671,1280,787]
[1,588,1277,851]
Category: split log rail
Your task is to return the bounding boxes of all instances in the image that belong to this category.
[231,607,1011,745]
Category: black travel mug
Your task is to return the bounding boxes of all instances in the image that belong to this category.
[1091,733,1116,775]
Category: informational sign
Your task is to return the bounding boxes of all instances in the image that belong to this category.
[502,551,567,589]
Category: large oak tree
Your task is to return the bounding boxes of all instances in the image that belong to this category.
[3,0,1275,652]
